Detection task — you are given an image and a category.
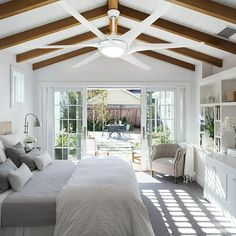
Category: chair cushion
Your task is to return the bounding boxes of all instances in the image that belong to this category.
[156,144,178,157]
[152,157,175,176]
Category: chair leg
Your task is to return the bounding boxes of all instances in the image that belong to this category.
[175,177,178,184]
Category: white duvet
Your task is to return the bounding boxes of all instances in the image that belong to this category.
[54,156,155,236]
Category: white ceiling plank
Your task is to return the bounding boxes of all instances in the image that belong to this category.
[1,0,236,65]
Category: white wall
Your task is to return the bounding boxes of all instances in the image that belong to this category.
[0,51,34,138]
[34,53,201,178]
[202,55,236,78]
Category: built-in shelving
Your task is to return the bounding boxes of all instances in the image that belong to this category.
[200,67,236,153]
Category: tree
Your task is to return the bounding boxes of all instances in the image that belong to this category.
[88,90,109,132]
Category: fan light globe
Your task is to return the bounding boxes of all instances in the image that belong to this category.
[99,40,127,58]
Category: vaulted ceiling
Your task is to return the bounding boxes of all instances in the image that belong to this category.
[0,0,236,71]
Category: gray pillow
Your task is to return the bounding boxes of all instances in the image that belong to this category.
[8,163,32,191]
[0,159,17,193]
[20,148,41,171]
[5,142,26,167]
[0,139,7,163]
[34,151,53,171]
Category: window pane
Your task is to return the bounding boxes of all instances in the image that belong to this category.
[69,120,76,133]
[68,92,77,105]
[60,106,68,119]
[63,120,68,132]
[55,120,61,133]
[69,106,76,119]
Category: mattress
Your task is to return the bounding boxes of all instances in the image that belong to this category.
[1,160,76,227]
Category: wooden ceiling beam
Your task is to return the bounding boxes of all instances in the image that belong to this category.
[108,0,118,10]
[0,0,58,20]
[119,5,236,54]
[118,26,222,67]
[16,26,110,62]
[166,0,236,25]
[108,0,119,34]
[140,50,195,71]
[0,5,107,50]
[33,47,96,70]
[17,25,222,67]
[32,46,195,71]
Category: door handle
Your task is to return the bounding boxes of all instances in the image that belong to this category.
[83,127,87,139]
[142,127,146,140]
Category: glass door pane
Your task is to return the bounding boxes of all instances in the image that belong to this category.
[54,91,83,161]
[146,90,175,158]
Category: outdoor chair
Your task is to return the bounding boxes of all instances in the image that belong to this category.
[150,144,186,183]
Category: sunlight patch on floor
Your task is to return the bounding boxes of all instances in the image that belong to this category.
[139,173,236,235]
[136,172,162,183]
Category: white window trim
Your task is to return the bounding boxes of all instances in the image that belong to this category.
[10,65,25,107]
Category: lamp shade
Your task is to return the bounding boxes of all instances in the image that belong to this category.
[33,118,41,127]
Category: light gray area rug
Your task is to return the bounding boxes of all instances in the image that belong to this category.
[136,172,236,236]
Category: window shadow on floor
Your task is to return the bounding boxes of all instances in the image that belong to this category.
[137,172,236,236]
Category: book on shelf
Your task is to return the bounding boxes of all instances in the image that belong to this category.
[215,106,221,120]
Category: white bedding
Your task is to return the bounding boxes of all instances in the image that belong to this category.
[54,156,154,236]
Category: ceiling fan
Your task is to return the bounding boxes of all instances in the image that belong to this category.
[37,0,202,70]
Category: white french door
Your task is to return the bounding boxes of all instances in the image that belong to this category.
[141,87,186,170]
[53,88,87,161]
[38,82,187,167]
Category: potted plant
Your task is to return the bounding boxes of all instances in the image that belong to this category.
[55,133,68,160]
[24,136,37,152]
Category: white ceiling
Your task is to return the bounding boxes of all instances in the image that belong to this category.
[0,0,236,67]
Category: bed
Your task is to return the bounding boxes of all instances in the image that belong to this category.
[0,121,154,236]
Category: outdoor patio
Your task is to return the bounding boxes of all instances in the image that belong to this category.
[87,128,141,169]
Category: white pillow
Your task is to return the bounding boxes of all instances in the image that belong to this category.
[0,140,7,163]
[8,163,32,191]
[34,151,53,171]
[0,133,22,147]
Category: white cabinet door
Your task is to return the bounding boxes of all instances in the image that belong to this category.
[215,165,227,201]
[205,158,216,191]
[227,171,236,215]
[205,158,227,201]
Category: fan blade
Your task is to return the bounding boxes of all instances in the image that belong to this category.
[59,0,107,40]
[119,3,172,44]
[121,54,151,71]
[72,52,101,68]
[36,42,100,49]
[128,42,204,54]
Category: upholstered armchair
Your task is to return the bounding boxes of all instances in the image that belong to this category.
[150,144,186,183]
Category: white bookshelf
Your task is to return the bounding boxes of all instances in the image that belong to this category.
[200,67,236,153]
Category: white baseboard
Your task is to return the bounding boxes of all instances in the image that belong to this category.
[195,174,204,188]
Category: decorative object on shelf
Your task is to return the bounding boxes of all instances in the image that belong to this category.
[24,113,41,136]
[205,108,214,139]
[222,117,236,148]
[225,91,236,102]
[24,136,37,152]
[208,95,215,103]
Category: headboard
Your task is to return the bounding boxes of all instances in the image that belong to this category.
[0,121,12,135]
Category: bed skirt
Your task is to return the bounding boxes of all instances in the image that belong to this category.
[0,225,54,236]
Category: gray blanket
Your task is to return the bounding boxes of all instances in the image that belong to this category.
[1,160,76,227]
